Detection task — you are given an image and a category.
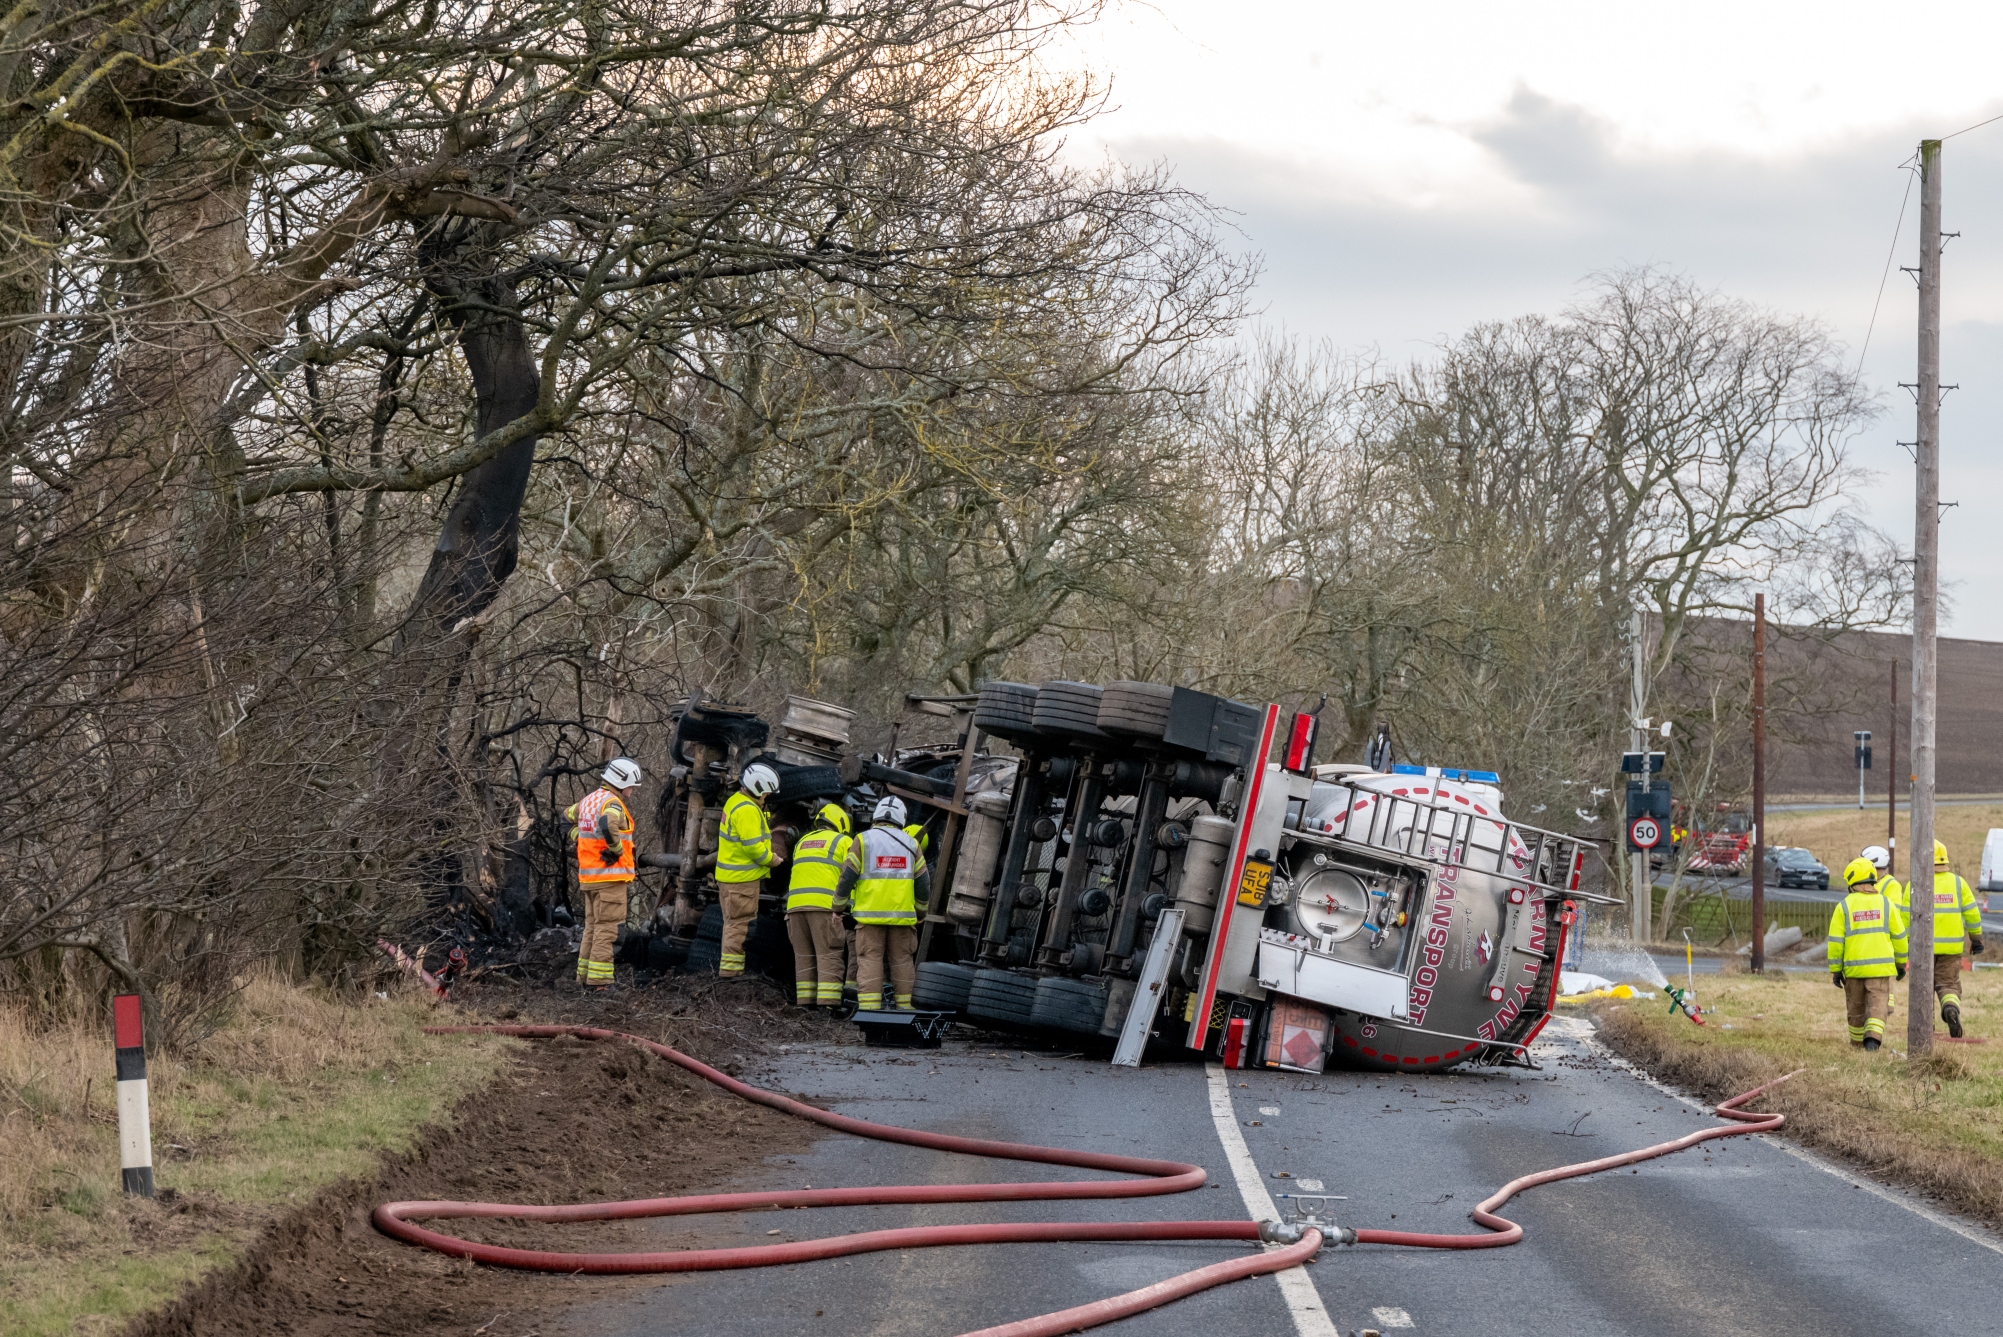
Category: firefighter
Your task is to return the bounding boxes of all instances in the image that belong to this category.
[1829,857,1906,1051]
[567,758,642,991]
[716,762,781,978]
[1862,844,1905,911]
[1922,839,1984,1038]
[786,802,853,1008]
[837,796,929,1011]
[1862,843,1905,1019]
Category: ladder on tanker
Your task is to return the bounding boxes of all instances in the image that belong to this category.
[1112,907,1186,1067]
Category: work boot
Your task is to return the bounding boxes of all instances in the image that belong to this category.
[1863,1036,1882,1052]
[1944,1002,1964,1038]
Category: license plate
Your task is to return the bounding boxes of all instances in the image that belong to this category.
[1237,860,1272,907]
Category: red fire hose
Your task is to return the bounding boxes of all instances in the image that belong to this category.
[375,1025,1796,1335]
[1351,1068,1801,1249]
[377,1025,1318,1336]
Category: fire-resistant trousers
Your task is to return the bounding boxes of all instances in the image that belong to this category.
[786,910,847,1006]
[719,878,763,976]
[1842,975,1890,1046]
[854,924,917,1010]
[1935,953,1966,1010]
[577,880,630,986]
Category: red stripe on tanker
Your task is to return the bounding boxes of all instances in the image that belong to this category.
[1184,703,1282,1050]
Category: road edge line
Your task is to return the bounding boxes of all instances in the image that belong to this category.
[1204,1063,1342,1336]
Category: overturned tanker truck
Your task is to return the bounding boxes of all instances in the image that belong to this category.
[903,680,1616,1072]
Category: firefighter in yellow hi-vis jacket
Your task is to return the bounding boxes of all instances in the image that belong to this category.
[837,796,929,1011]
[1923,840,1984,1038]
[568,758,642,991]
[1862,843,1905,1019]
[1829,857,1906,1051]
[716,763,781,978]
[785,803,853,1008]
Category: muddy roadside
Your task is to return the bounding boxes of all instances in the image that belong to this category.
[130,978,854,1337]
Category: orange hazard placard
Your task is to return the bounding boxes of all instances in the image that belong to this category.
[1264,1000,1329,1074]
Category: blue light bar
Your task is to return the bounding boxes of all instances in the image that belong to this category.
[1390,764,1502,785]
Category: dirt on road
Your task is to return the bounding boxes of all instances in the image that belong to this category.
[131,978,842,1337]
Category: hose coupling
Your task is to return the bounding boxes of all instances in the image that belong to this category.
[1257,1219,1306,1245]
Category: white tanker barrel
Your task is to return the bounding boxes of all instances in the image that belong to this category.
[946,791,1014,924]
[1173,815,1236,935]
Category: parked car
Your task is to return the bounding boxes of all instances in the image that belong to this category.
[1765,845,1829,890]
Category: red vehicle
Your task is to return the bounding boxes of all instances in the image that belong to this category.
[1687,808,1751,875]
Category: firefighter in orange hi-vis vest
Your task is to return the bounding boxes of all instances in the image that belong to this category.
[567,758,643,990]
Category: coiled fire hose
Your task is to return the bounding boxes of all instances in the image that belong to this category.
[375,1025,1798,1335]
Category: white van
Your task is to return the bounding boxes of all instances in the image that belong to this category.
[1981,828,2003,894]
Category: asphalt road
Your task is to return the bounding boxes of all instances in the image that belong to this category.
[559,1017,2003,1337]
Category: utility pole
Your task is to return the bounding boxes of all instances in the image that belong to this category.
[1908,137,1942,1057]
[1751,592,1767,974]
[1888,662,1898,850]
[1630,606,1649,942]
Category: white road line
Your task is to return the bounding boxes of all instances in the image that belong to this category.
[1555,1018,2003,1258]
[1204,1063,1343,1337]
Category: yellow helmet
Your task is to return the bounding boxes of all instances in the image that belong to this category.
[1843,857,1879,888]
[817,802,852,836]
[1935,839,1950,867]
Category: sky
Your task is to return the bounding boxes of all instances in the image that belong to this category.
[1057,0,2003,639]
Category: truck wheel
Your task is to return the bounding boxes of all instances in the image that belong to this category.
[1032,682,1109,740]
[966,968,1039,1024]
[1098,681,1174,740]
[974,683,1039,739]
[773,763,843,805]
[913,962,978,1012]
[681,903,723,974]
[1031,976,1111,1034]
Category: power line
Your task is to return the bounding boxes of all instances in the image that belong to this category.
[1857,165,1917,372]
[1943,110,2003,142]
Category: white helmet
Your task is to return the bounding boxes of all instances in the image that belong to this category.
[872,795,907,826]
[1862,844,1891,872]
[602,757,642,789]
[740,762,779,797]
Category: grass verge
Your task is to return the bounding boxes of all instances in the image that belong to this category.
[0,975,514,1337]
[1591,963,2003,1229]
[1768,803,2003,886]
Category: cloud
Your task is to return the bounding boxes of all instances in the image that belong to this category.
[1101,95,2003,635]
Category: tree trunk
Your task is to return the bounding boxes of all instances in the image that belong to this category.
[377,243,544,916]
[397,271,542,650]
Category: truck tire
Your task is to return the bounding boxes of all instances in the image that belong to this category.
[1032,682,1108,740]
[1031,976,1110,1035]
[774,763,844,805]
[966,968,1039,1025]
[682,903,723,974]
[975,683,1039,743]
[913,961,978,1012]
[1098,681,1173,740]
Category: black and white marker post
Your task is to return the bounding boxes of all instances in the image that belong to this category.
[113,994,154,1197]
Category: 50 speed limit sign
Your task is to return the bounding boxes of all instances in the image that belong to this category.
[1628,815,1663,849]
